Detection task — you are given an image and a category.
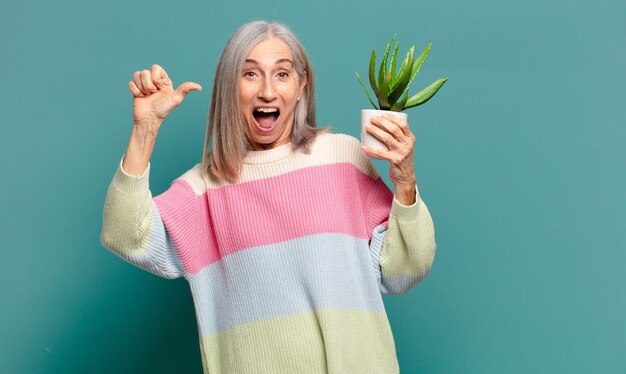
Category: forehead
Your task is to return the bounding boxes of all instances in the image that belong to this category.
[246,37,293,63]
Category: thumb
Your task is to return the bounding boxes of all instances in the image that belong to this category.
[174,82,202,102]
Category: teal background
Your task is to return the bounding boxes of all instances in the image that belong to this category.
[1,0,624,372]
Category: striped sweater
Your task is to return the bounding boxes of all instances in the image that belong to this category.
[100,132,436,373]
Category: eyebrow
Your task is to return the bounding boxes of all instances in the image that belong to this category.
[245,58,294,67]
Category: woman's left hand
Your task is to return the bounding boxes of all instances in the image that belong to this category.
[362,114,417,202]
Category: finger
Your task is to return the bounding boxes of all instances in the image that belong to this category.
[382,114,411,136]
[140,70,158,93]
[128,81,145,97]
[133,71,147,94]
[151,64,170,89]
[367,122,401,149]
[134,70,153,95]
[372,116,405,141]
[363,144,407,167]
[361,145,391,161]
[173,81,202,103]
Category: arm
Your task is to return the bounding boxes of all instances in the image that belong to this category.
[361,113,436,295]
[100,64,202,278]
[368,179,436,295]
[100,155,186,279]
[122,63,201,175]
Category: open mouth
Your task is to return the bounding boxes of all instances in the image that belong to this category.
[252,107,280,130]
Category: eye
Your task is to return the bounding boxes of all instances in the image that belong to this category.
[243,70,257,78]
[277,71,289,78]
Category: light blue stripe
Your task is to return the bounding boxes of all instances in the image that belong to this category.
[379,272,430,295]
[369,224,386,292]
[121,201,185,279]
[370,223,428,295]
[188,233,386,336]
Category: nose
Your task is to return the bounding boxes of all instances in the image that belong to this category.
[258,77,277,101]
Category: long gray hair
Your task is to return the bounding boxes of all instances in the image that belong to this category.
[202,20,331,184]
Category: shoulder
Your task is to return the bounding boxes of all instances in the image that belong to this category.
[311,132,364,157]
[311,132,379,179]
[170,163,206,195]
[152,163,204,209]
[314,131,360,147]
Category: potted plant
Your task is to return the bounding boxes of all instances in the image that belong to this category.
[355,34,448,152]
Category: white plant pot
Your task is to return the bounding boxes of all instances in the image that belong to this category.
[361,109,408,155]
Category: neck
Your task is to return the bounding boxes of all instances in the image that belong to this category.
[249,135,291,151]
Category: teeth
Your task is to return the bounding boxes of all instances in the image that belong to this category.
[255,108,278,113]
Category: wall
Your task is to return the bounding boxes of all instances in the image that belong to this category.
[1,0,624,372]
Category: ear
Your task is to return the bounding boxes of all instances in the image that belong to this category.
[298,70,308,97]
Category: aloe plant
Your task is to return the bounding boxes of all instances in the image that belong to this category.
[355,34,448,111]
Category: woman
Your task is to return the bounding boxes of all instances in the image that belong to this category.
[101,20,436,373]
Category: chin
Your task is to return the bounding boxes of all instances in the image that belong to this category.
[245,114,293,150]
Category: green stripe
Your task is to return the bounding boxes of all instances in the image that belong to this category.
[199,309,399,373]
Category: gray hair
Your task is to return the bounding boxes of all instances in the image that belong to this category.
[202,20,331,184]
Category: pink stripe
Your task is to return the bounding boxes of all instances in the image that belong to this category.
[155,162,392,275]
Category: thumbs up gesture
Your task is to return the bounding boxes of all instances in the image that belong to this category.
[129,64,202,128]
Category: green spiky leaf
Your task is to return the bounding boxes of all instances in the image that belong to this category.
[405,78,448,109]
[391,46,414,90]
[389,42,399,82]
[407,43,431,88]
[387,57,413,106]
[378,34,395,89]
[377,71,393,110]
[391,86,410,111]
[355,72,379,109]
[368,49,378,96]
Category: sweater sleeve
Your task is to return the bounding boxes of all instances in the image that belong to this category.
[367,178,436,295]
[100,155,186,279]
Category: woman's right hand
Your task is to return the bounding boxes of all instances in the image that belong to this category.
[129,64,202,129]
[122,64,201,176]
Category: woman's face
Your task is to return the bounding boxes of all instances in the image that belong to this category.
[239,37,306,151]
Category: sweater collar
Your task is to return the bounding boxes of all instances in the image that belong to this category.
[243,141,296,164]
